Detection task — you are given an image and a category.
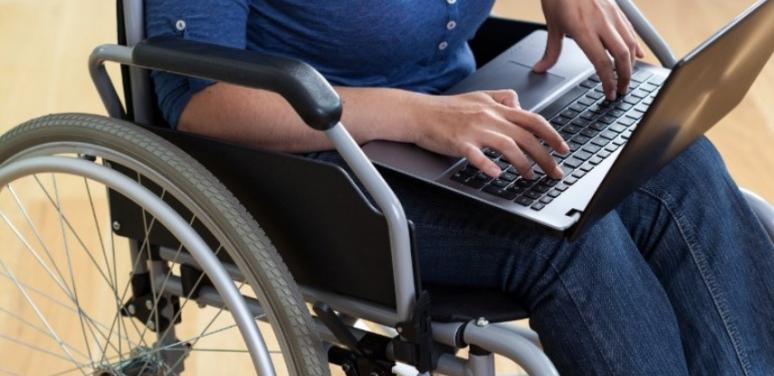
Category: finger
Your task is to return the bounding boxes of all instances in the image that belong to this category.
[508,126,564,179]
[461,143,502,178]
[575,33,618,100]
[613,9,642,66]
[477,131,534,179]
[533,28,564,73]
[502,108,569,155]
[599,23,632,95]
[487,89,521,108]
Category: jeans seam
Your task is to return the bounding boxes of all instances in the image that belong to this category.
[636,186,753,376]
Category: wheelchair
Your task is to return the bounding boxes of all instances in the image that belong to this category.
[0,0,771,374]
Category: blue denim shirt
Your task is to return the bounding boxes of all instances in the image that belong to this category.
[145,0,495,127]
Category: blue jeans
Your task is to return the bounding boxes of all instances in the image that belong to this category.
[312,137,774,375]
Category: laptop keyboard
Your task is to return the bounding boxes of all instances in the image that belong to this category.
[450,69,665,211]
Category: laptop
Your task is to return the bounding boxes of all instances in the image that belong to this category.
[362,0,774,240]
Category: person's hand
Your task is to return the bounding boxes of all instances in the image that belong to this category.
[406,90,570,180]
[534,0,645,100]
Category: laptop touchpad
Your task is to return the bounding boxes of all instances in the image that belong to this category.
[445,61,567,111]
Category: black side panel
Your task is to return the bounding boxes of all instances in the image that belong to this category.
[133,37,342,131]
[109,127,401,308]
[469,18,545,68]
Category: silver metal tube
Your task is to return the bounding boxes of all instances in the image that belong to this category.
[617,0,679,68]
[432,322,466,348]
[325,123,415,321]
[435,354,466,376]
[88,44,134,119]
[0,156,277,376]
[463,321,558,376]
[466,352,495,376]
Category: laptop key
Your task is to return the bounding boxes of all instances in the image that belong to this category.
[581,128,599,138]
[613,138,626,146]
[580,163,594,172]
[591,137,611,147]
[572,170,587,178]
[618,117,636,126]
[515,196,534,206]
[532,185,549,193]
[491,179,510,188]
[578,96,596,106]
[569,141,583,152]
[608,109,626,118]
[548,189,561,198]
[598,150,612,159]
[500,172,518,181]
[524,191,542,200]
[555,183,569,191]
[574,150,593,161]
[451,172,469,183]
[615,102,633,111]
[561,109,580,119]
[539,196,554,204]
[531,203,546,211]
[553,116,571,125]
[583,144,601,154]
[609,124,627,133]
[564,176,579,185]
[560,164,575,177]
[563,124,583,134]
[589,122,607,131]
[589,156,604,165]
[572,135,591,145]
[580,111,596,120]
[563,157,583,169]
[600,115,617,124]
[600,130,618,140]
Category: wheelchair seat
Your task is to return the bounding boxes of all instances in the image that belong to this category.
[427,284,528,323]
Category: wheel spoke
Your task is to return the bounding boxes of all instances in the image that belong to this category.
[6,185,75,299]
[51,174,97,368]
[0,258,86,374]
[0,306,89,360]
[33,175,149,350]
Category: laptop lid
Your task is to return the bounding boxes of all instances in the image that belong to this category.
[569,0,774,240]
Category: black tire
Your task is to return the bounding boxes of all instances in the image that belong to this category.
[0,113,329,375]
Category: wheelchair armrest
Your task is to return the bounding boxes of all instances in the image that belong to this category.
[133,36,342,131]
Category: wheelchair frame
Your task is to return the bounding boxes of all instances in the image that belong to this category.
[71,0,774,374]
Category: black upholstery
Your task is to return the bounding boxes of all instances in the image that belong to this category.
[427,285,528,323]
[114,0,538,323]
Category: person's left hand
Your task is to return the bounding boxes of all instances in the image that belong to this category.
[534,0,645,100]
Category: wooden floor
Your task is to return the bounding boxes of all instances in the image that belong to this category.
[0,0,771,374]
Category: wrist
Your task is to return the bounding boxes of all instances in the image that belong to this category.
[396,91,434,145]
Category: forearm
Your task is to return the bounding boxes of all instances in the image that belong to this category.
[178,82,420,153]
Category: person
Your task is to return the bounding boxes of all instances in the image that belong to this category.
[146,0,774,374]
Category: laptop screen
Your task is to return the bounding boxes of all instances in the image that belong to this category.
[572,0,774,239]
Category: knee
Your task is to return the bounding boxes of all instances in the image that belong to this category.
[642,136,736,199]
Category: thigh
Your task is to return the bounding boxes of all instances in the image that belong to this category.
[380,166,690,375]
[616,136,774,375]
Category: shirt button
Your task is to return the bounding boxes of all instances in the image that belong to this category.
[447,0,456,4]
[438,41,449,51]
[446,20,457,30]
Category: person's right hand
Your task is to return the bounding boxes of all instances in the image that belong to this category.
[407,90,570,180]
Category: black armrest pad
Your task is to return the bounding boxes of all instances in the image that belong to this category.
[133,36,342,130]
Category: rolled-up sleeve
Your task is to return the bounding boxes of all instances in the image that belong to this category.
[145,0,249,128]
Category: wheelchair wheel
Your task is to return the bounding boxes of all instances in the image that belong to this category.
[0,114,328,375]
